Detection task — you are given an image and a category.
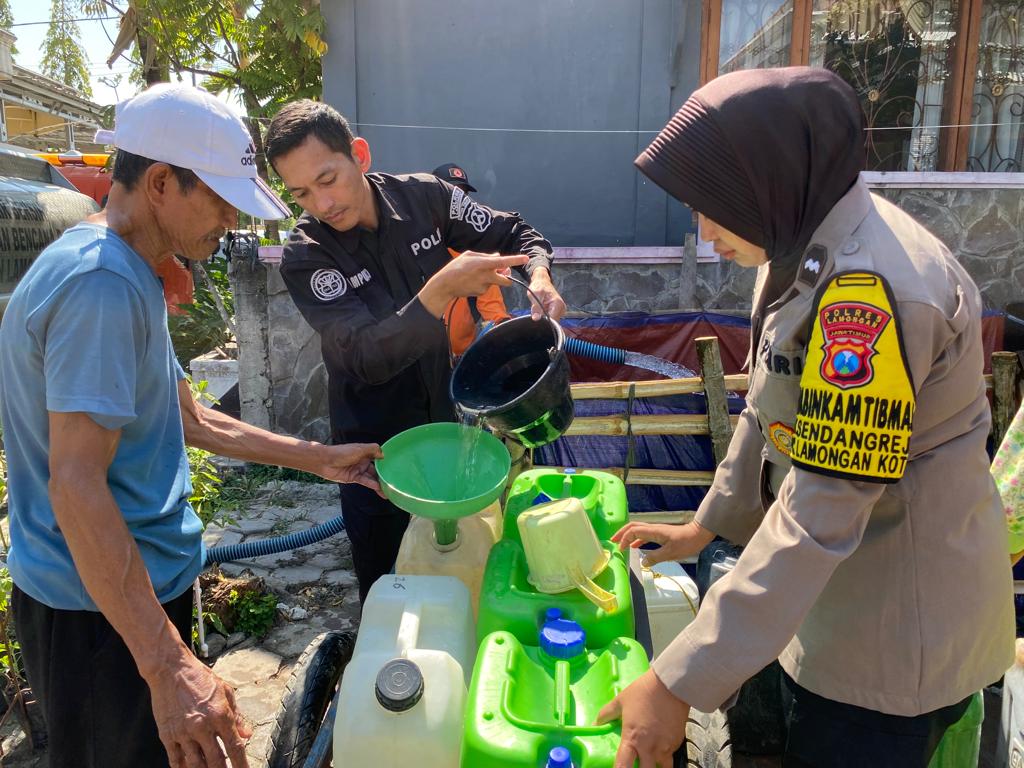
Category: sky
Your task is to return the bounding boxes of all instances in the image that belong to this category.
[9,0,143,107]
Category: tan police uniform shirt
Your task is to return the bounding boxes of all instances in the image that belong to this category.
[652,177,1015,717]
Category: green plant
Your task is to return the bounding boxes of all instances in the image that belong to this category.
[244,464,331,486]
[192,604,228,647]
[215,471,269,513]
[184,378,236,530]
[169,256,235,368]
[0,0,16,54]
[268,513,307,536]
[0,567,20,682]
[0,427,7,515]
[0,457,33,742]
[268,175,302,221]
[229,588,278,638]
[215,464,330,518]
[187,445,224,529]
[0,434,17,693]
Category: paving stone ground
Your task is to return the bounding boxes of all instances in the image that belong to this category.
[204,481,362,767]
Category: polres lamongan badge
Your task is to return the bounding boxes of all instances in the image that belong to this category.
[790,271,916,484]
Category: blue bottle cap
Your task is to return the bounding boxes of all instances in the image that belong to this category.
[563,467,576,475]
[546,746,573,768]
[540,617,586,660]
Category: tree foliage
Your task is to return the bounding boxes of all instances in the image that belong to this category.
[41,0,93,96]
[85,0,326,232]
[85,0,326,117]
[0,0,16,54]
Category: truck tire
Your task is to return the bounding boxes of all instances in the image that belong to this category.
[265,630,356,768]
[682,708,733,768]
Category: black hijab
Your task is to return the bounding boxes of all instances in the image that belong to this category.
[636,67,865,273]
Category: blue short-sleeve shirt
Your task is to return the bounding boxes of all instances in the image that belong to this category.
[0,223,203,610]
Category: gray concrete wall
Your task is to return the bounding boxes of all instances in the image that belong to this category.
[233,179,1024,440]
[320,0,694,248]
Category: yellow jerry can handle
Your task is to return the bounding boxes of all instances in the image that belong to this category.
[569,563,618,614]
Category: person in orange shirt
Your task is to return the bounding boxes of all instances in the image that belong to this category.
[432,163,511,357]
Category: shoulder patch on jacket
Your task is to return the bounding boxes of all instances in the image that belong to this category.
[768,422,795,457]
[790,271,915,483]
[449,186,466,220]
[448,186,492,233]
[798,245,827,288]
[310,268,347,301]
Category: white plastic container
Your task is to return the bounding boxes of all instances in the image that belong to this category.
[334,574,476,768]
[394,501,502,614]
[630,548,700,656]
[517,497,617,612]
[476,499,503,541]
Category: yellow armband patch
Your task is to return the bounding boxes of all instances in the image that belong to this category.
[790,272,915,483]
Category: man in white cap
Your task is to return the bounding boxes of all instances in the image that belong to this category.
[0,83,382,768]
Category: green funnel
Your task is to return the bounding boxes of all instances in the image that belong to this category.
[376,423,511,534]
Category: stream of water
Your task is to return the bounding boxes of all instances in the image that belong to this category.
[622,351,698,378]
[455,409,484,500]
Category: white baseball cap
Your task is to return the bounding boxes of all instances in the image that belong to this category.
[94,83,291,220]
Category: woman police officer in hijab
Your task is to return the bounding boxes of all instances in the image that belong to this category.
[598,67,1013,768]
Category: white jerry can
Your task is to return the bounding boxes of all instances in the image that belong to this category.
[334,574,475,768]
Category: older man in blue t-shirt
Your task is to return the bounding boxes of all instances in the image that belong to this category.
[0,84,382,768]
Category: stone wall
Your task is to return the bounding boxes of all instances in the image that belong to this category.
[502,260,758,315]
[500,253,758,315]
[872,182,1024,312]
[231,176,1024,440]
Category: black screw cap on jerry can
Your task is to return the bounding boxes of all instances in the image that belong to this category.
[450,315,574,448]
[374,658,424,712]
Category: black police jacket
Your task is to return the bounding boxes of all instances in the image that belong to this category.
[280,172,553,444]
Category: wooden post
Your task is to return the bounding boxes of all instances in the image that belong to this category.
[696,336,733,465]
[699,0,723,85]
[991,351,1020,447]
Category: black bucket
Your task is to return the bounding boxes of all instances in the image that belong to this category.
[450,315,574,448]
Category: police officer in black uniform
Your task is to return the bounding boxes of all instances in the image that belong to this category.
[266,101,566,602]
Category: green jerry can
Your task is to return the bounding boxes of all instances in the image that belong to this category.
[928,690,983,768]
[503,469,628,547]
[461,611,649,768]
[476,538,634,648]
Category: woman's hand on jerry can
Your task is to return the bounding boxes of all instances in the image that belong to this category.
[611,520,716,566]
